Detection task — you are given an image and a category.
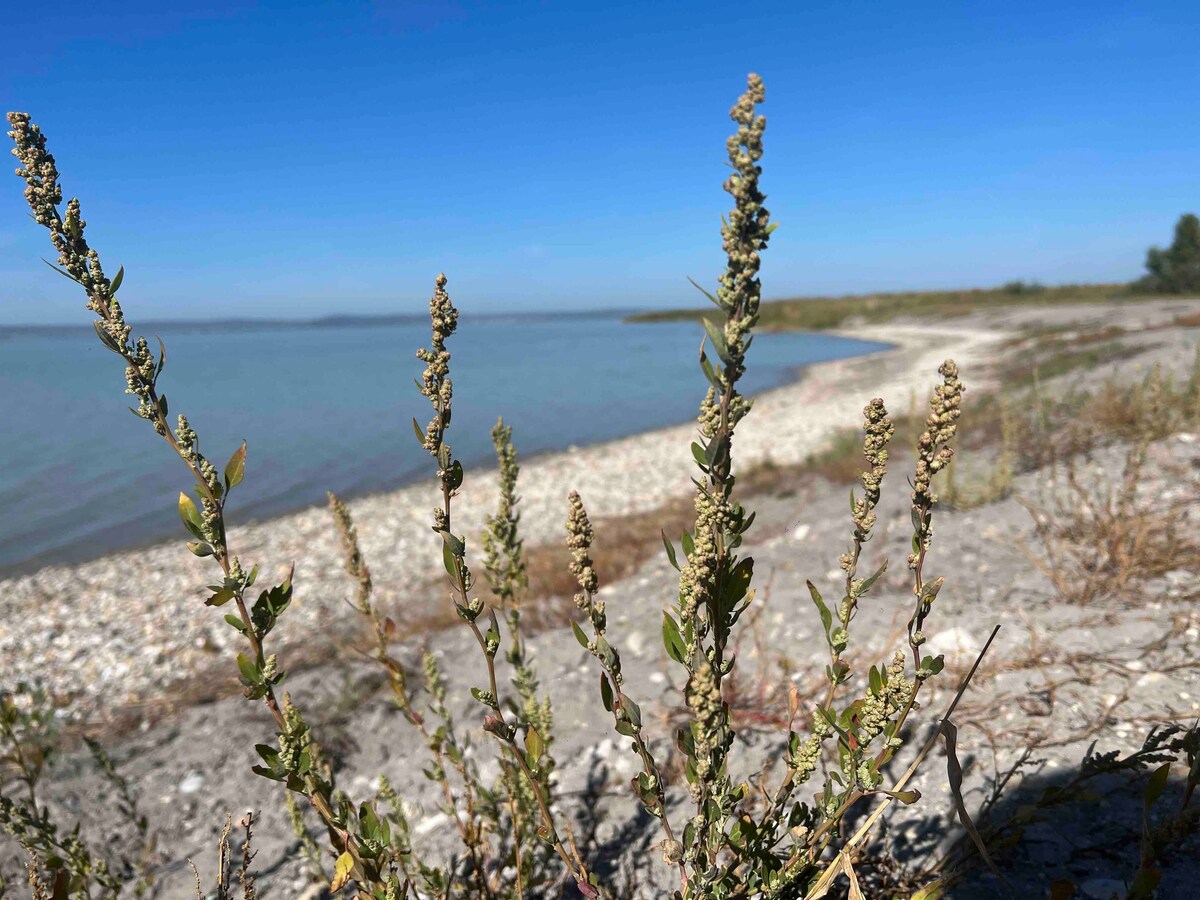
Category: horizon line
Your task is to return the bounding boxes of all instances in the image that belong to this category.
[0,276,1136,331]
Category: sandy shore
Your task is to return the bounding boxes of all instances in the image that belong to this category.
[0,321,1006,717]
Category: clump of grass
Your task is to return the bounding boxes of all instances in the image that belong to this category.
[1021,426,1200,607]
[5,77,996,899]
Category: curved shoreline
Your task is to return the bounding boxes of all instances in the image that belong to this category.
[0,321,1007,717]
[0,326,889,577]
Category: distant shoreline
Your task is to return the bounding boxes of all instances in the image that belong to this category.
[0,305,645,337]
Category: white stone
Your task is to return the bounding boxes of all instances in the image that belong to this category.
[178,772,205,795]
[928,627,975,658]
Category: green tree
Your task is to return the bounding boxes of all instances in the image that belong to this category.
[1142,213,1200,293]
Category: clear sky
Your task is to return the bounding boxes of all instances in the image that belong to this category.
[1,1,1197,323]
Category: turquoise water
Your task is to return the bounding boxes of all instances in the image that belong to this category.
[0,313,888,571]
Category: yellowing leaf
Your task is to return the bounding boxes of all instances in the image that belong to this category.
[224,441,247,490]
[178,492,201,525]
[330,850,354,892]
[525,726,544,762]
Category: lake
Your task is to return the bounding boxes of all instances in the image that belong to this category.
[0,313,888,571]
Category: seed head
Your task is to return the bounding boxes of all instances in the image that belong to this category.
[566,491,598,608]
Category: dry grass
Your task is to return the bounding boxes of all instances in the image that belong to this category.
[1020,441,1200,606]
[999,339,1150,389]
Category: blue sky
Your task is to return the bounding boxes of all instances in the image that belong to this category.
[1,1,1197,323]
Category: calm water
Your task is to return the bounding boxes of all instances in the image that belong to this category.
[0,314,888,572]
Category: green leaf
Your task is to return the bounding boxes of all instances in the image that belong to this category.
[681,530,695,559]
[224,614,246,633]
[909,881,945,900]
[442,541,459,579]
[686,276,721,307]
[484,607,500,656]
[723,557,754,612]
[868,666,882,695]
[206,588,236,607]
[702,318,731,365]
[439,530,465,559]
[186,540,214,557]
[412,417,426,447]
[691,441,708,470]
[699,350,721,389]
[661,531,679,570]
[92,319,124,354]
[236,653,260,685]
[571,620,590,649]
[662,612,687,665]
[1145,762,1171,808]
[41,257,83,286]
[109,265,124,294]
[623,696,642,728]
[859,560,888,595]
[807,581,833,642]
[600,673,614,712]
[224,442,247,491]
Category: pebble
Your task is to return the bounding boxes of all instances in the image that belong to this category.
[929,627,976,658]
[625,631,646,657]
[178,772,206,795]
